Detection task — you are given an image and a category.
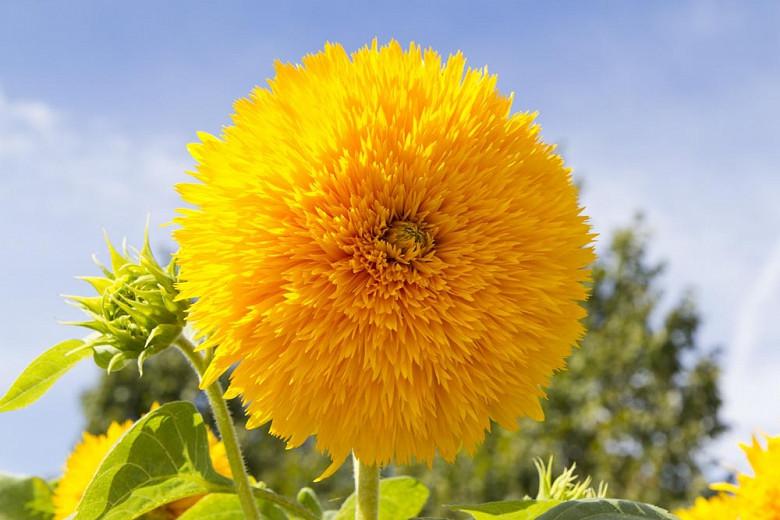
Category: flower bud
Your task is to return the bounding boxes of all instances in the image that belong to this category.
[65,232,188,374]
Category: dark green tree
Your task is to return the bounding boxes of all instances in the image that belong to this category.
[80,221,724,512]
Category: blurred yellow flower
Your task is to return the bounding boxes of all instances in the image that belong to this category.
[675,434,780,520]
[175,40,594,475]
[675,494,738,520]
[52,412,230,519]
[53,420,133,520]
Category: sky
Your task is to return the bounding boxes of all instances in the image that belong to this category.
[1,1,778,480]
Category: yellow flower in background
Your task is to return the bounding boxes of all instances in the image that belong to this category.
[675,434,780,520]
[713,435,780,520]
[52,413,231,519]
[53,420,133,520]
[175,40,594,475]
[675,494,738,520]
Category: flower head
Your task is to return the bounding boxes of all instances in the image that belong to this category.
[66,233,188,373]
[175,40,594,474]
[52,410,230,520]
[716,435,780,520]
[675,434,780,520]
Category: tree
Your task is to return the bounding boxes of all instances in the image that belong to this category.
[80,220,724,512]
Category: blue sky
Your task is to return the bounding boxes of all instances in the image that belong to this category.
[1,1,779,479]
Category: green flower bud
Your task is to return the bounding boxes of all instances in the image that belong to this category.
[64,231,188,374]
[532,457,608,501]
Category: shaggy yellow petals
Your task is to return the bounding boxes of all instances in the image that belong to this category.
[727,435,780,520]
[675,494,738,520]
[175,40,595,472]
[676,434,780,520]
[52,417,231,519]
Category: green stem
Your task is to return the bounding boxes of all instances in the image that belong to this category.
[353,453,380,520]
[175,335,261,520]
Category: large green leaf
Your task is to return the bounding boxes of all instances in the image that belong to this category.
[175,493,288,520]
[0,339,88,412]
[175,494,244,520]
[0,473,54,520]
[536,499,678,519]
[73,401,231,520]
[449,499,561,519]
[333,477,429,520]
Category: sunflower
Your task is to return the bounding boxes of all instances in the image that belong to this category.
[52,414,231,519]
[53,420,133,519]
[675,434,780,520]
[175,40,594,475]
[674,494,738,520]
[713,435,780,520]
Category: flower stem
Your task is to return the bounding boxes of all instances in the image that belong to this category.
[353,453,380,520]
[175,335,261,520]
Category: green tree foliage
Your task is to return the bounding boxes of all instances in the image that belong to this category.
[80,222,724,512]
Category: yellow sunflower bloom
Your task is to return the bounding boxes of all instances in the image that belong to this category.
[674,494,738,520]
[52,415,231,519]
[175,40,594,474]
[675,434,780,520]
[713,434,780,520]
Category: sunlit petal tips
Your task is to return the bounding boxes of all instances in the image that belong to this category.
[174,40,595,471]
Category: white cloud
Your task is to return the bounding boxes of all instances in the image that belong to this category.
[0,90,190,218]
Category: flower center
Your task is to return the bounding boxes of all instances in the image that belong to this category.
[382,220,433,262]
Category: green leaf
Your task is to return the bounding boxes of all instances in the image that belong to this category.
[175,493,288,520]
[536,499,678,519]
[333,477,429,520]
[297,487,323,518]
[73,401,231,520]
[0,339,88,412]
[0,473,54,520]
[449,499,561,519]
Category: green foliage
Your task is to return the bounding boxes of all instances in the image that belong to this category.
[0,339,89,412]
[0,473,54,520]
[81,350,345,499]
[450,458,605,519]
[174,494,248,520]
[81,348,202,434]
[535,499,677,519]
[297,487,324,517]
[73,401,231,520]
[175,494,288,520]
[533,458,606,501]
[449,500,561,519]
[331,477,429,520]
[450,498,677,520]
